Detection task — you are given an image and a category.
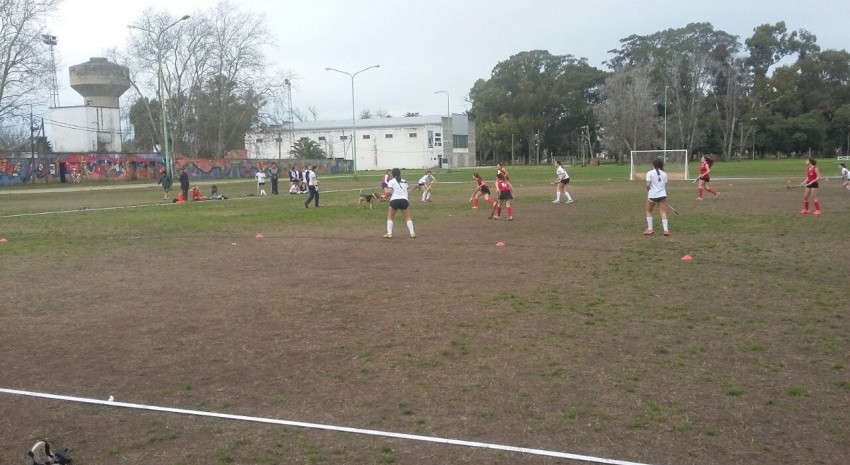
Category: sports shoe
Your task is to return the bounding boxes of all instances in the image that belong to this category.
[552,200,560,203]
[643,229,654,236]
[566,199,574,204]
[383,233,392,238]
[696,197,703,201]
[410,232,416,238]
[813,210,822,216]
[507,216,513,221]
[799,209,809,215]
[472,206,478,209]
[663,230,670,236]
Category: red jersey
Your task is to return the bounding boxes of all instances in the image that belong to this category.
[476,178,487,189]
[699,161,710,177]
[496,178,511,192]
[806,166,817,183]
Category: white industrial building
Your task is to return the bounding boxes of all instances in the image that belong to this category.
[246,114,476,170]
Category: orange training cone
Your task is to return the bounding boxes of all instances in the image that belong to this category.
[495,241,505,247]
[681,254,693,261]
[0,238,7,243]
[256,233,264,240]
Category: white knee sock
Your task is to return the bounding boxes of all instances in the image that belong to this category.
[646,216,653,230]
[662,219,669,231]
[406,220,414,234]
[387,220,393,234]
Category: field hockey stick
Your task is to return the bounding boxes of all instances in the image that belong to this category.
[785,183,806,189]
[489,201,499,218]
[666,203,680,216]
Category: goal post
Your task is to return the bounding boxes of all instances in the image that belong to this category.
[630,149,689,181]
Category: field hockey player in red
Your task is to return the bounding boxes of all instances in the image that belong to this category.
[490,172,514,221]
[696,155,719,200]
[470,173,495,210]
[800,157,822,215]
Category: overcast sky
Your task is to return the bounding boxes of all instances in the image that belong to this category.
[46,0,850,121]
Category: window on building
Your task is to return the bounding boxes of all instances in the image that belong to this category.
[300,137,308,142]
[409,133,417,138]
[362,134,370,139]
[318,136,326,141]
[385,134,393,139]
[428,130,434,148]
[340,135,348,140]
[434,132,442,147]
[453,134,468,148]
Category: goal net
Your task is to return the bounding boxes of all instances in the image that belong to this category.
[630,150,689,181]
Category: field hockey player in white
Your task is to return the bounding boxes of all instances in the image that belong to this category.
[644,158,671,236]
[840,163,850,192]
[383,168,416,238]
[552,160,574,204]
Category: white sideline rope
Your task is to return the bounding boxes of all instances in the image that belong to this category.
[0,387,661,465]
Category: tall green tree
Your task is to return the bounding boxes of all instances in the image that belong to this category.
[469,50,605,163]
[192,75,261,157]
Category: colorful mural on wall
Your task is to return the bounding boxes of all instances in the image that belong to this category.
[0,153,351,187]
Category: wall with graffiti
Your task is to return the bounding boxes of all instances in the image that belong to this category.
[0,153,352,187]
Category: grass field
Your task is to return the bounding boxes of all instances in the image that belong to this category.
[1,159,849,465]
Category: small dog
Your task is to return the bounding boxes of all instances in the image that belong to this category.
[359,193,382,209]
[27,440,72,464]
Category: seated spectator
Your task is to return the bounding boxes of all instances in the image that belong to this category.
[191,185,206,201]
[209,184,227,200]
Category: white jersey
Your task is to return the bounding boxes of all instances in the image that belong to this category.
[255,172,266,184]
[646,168,668,199]
[556,165,568,181]
[418,174,435,185]
[306,170,318,187]
[388,178,410,201]
[841,167,850,180]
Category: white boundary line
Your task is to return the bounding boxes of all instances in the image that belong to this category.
[0,387,661,465]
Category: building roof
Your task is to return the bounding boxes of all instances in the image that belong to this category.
[284,115,445,132]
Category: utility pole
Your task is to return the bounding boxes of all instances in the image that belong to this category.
[30,105,36,183]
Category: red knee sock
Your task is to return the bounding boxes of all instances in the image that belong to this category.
[496,207,502,216]
[804,201,809,211]
[487,198,495,206]
[473,198,479,208]
[814,201,820,211]
[706,187,717,195]
[507,207,512,217]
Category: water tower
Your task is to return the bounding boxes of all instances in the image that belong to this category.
[69,57,130,108]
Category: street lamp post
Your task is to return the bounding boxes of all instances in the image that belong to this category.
[128,15,190,179]
[434,90,450,116]
[663,85,668,153]
[325,65,380,176]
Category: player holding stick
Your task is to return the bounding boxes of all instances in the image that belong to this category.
[469,173,495,210]
[839,163,850,192]
[552,160,574,204]
[800,157,822,215]
[644,158,671,236]
[696,155,719,200]
[490,172,514,221]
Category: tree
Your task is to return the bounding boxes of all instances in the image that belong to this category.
[608,23,741,155]
[192,75,261,157]
[122,0,271,157]
[0,0,59,127]
[290,138,325,159]
[596,66,659,160]
[469,50,605,163]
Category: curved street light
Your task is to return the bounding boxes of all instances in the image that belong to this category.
[325,65,380,175]
[128,14,191,178]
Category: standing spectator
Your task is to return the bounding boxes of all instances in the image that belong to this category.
[552,160,574,204]
[800,157,822,215]
[304,165,319,208]
[269,164,280,195]
[644,158,670,236]
[157,169,173,201]
[490,172,514,220]
[382,167,416,238]
[469,172,495,210]
[178,168,190,203]
[839,162,850,192]
[696,155,719,200]
[255,169,268,196]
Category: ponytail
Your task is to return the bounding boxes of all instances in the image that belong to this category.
[392,167,402,184]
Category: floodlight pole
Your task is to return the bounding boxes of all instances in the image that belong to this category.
[750,117,758,161]
[326,65,380,176]
[663,85,668,154]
